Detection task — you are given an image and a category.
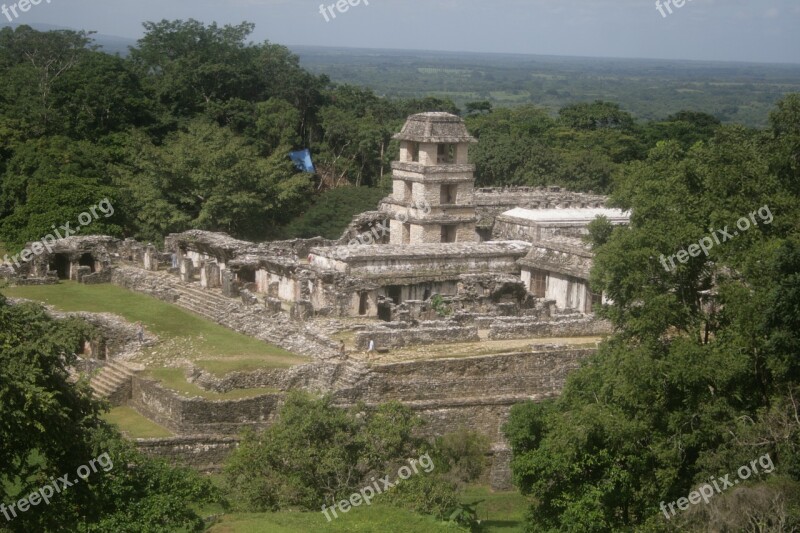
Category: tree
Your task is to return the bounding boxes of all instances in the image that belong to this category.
[0,296,220,532]
[505,101,800,531]
[52,51,152,139]
[280,186,389,240]
[0,136,121,250]
[558,100,635,131]
[112,119,311,241]
[642,110,721,150]
[0,26,94,137]
[465,100,492,115]
[224,392,425,511]
[253,98,302,154]
[128,20,262,118]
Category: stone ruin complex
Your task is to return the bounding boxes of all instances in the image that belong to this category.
[1,112,630,489]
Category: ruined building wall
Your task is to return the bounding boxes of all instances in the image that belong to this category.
[474,187,608,230]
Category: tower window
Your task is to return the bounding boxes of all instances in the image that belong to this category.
[441,225,458,243]
[437,144,455,164]
[410,142,420,162]
[440,184,458,205]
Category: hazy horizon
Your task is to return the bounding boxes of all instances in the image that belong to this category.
[0,0,797,64]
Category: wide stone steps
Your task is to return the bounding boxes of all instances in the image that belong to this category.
[168,283,243,323]
[175,298,219,322]
[91,360,136,399]
[173,284,233,307]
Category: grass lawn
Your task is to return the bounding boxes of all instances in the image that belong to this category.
[206,505,460,533]
[101,406,173,438]
[462,486,528,532]
[196,358,295,377]
[144,368,279,400]
[202,486,526,533]
[1,282,306,368]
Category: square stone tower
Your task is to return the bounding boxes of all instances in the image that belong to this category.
[384,112,480,245]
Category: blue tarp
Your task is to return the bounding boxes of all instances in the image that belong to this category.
[289,149,316,173]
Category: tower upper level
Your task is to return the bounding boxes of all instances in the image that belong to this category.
[393,112,477,166]
[384,112,480,244]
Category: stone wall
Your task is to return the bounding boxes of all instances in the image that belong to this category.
[112,268,180,304]
[135,436,239,472]
[130,377,283,435]
[489,445,514,491]
[334,348,593,406]
[129,347,594,488]
[130,377,186,431]
[131,349,592,435]
[474,186,608,229]
[488,316,612,340]
[354,324,480,350]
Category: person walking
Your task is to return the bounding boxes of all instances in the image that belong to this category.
[365,338,376,359]
[136,322,145,345]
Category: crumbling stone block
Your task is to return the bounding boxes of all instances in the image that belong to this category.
[201,262,221,289]
[221,270,239,297]
[240,289,258,306]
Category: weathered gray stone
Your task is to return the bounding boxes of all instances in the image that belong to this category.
[354,325,480,350]
[135,435,239,472]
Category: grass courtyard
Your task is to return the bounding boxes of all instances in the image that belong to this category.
[101,406,174,438]
[1,282,306,400]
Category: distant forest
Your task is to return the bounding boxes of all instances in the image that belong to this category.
[293,46,800,128]
[0,21,798,252]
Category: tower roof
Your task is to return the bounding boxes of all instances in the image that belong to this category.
[393,112,477,144]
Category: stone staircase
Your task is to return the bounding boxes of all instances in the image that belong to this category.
[171,283,239,321]
[113,265,338,358]
[91,359,137,401]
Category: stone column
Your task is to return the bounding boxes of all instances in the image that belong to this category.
[143,246,159,271]
[221,269,239,297]
[180,258,194,282]
[204,262,221,289]
[200,264,209,288]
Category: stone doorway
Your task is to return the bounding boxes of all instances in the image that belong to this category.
[50,254,71,279]
[79,253,96,273]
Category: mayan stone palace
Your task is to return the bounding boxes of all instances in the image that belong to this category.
[1,112,630,489]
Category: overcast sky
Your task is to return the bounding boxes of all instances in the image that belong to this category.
[4,0,799,63]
